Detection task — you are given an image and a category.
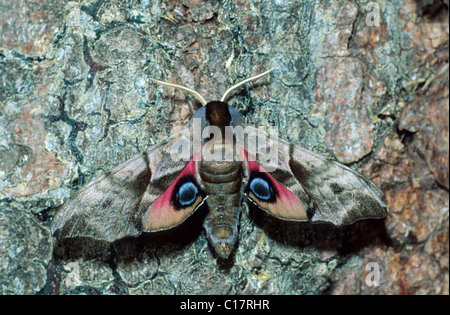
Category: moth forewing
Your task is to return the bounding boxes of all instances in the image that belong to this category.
[286,144,387,226]
[255,126,279,173]
[192,117,203,162]
[168,129,192,163]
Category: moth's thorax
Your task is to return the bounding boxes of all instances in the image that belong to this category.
[192,101,245,131]
[205,101,232,126]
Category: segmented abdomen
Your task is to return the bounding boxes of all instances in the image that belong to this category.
[200,157,243,259]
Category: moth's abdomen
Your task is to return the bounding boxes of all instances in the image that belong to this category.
[200,159,243,259]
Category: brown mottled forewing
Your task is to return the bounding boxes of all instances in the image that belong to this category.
[246,127,387,226]
[52,130,191,241]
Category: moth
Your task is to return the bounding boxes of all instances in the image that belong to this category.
[52,69,387,259]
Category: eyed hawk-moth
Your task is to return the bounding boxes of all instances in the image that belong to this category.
[52,69,387,259]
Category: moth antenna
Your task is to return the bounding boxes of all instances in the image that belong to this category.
[150,78,207,106]
[220,68,274,103]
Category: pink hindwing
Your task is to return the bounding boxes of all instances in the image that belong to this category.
[143,153,204,231]
[242,149,308,221]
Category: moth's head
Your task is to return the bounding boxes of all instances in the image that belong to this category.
[149,69,273,128]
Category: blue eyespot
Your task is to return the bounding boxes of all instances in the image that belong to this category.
[176,181,198,207]
[249,177,272,201]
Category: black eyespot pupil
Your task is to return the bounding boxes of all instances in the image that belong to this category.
[250,177,272,201]
[176,181,198,207]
